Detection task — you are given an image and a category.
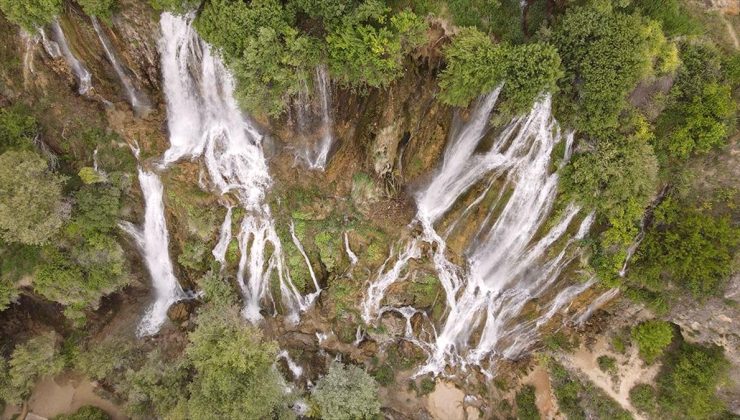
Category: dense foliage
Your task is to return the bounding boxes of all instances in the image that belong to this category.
[438,27,562,115]
[185,306,287,419]
[312,361,381,420]
[655,42,736,162]
[630,197,739,298]
[0,150,66,246]
[0,332,64,404]
[515,384,541,420]
[76,0,117,20]
[0,0,61,32]
[631,319,674,363]
[550,2,675,135]
[657,342,730,419]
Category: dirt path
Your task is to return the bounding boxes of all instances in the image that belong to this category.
[521,364,559,419]
[2,374,127,420]
[564,335,660,420]
[724,17,739,50]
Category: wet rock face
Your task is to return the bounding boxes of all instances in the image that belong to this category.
[167,300,196,323]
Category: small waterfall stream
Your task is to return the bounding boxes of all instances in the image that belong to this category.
[363,92,597,376]
[49,20,92,94]
[292,65,335,170]
[158,13,317,323]
[91,16,151,115]
[121,169,185,337]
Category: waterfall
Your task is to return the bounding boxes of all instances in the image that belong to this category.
[362,93,597,376]
[292,65,335,170]
[49,20,92,95]
[91,16,151,116]
[158,13,316,322]
[120,169,185,337]
[212,206,233,264]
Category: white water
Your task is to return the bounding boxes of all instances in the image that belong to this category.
[158,13,315,322]
[344,232,359,265]
[91,17,150,115]
[277,350,304,379]
[212,206,233,264]
[120,169,185,336]
[293,65,335,170]
[49,20,92,94]
[573,288,620,325]
[363,93,597,375]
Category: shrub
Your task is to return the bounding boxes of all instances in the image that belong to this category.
[120,350,189,418]
[447,0,524,43]
[196,0,319,116]
[629,383,657,415]
[631,197,739,298]
[75,338,135,381]
[0,0,62,31]
[0,105,38,153]
[312,362,381,420]
[515,384,541,420]
[0,332,64,404]
[52,405,111,420]
[186,306,286,419]
[76,0,116,20]
[631,320,673,363]
[0,150,66,246]
[657,342,730,419]
[327,3,426,88]
[597,355,617,374]
[438,28,562,113]
[550,3,671,135]
[655,42,736,162]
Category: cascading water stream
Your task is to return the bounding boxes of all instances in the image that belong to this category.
[157,13,317,322]
[362,92,598,376]
[91,16,151,116]
[293,65,335,170]
[49,20,92,94]
[120,169,185,337]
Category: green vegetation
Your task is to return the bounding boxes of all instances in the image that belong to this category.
[549,361,632,420]
[597,355,617,374]
[550,2,674,135]
[632,320,673,364]
[447,0,524,43]
[52,405,111,420]
[0,0,62,32]
[0,150,66,246]
[75,337,136,381]
[120,350,189,418]
[515,384,541,420]
[76,0,116,20]
[630,197,739,299]
[312,362,381,420]
[629,383,657,416]
[438,27,562,115]
[0,105,38,154]
[656,342,730,419]
[185,306,286,419]
[0,332,64,404]
[655,42,736,163]
[326,2,426,88]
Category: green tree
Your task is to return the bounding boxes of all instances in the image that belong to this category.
[120,350,189,418]
[561,116,658,246]
[655,42,736,162]
[550,3,671,135]
[438,28,562,113]
[76,0,116,20]
[185,306,286,419]
[326,2,426,88]
[76,338,136,381]
[631,320,673,363]
[312,361,381,420]
[657,342,730,419]
[0,105,38,153]
[447,0,524,43]
[0,0,62,32]
[52,405,111,420]
[0,150,66,246]
[515,384,541,420]
[0,332,64,404]
[629,383,657,415]
[630,197,739,298]
[197,0,320,115]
